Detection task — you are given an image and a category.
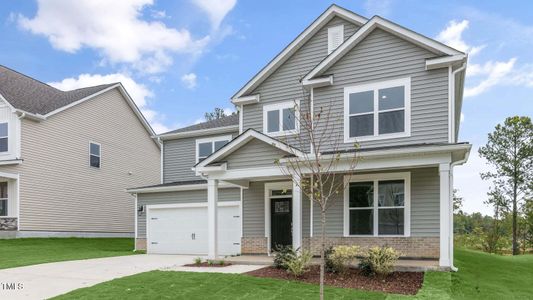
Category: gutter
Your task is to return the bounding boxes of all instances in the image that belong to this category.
[450,59,468,143]
[15,110,46,121]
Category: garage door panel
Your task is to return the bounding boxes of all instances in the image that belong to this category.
[147,204,240,256]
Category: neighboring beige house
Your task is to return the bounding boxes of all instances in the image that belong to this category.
[129,4,470,271]
[0,65,160,237]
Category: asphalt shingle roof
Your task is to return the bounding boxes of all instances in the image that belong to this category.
[162,113,239,135]
[0,65,115,115]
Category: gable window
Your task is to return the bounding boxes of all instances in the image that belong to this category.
[0,182,7,216]
[263,101,299,137]
[344,78,410,142]
[196,135,232,163]
[344,173,410,237]
[328,24,344,54]
[89,142,101,168]
[0,123,8,152]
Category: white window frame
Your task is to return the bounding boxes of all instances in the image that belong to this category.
[262,100,300,137]
[89,142,101,169]
[0,181,7,217]
[343,172,411,237]
[0,122,8,153]
[343,78,411,143]
[195,135,232,163]
[328,24,344,54]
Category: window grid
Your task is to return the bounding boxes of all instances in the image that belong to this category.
[346,177,408,237]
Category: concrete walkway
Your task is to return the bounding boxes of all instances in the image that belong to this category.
[0,254,196,300]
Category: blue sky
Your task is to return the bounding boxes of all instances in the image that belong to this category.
[1,0,532,215]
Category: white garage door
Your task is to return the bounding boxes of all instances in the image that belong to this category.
[147,202,241,256]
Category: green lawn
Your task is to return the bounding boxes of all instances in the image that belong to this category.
[53,248,533,300]
[0,238,136,269]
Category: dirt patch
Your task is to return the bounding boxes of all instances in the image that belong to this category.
[183,262,232,268]
[246,265,423,295]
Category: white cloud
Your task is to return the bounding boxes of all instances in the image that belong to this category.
[192,0,236,29]
[464,58,516,97]
[17,0,210,74]
[48,73,170,133]
[364,0,393,17]
[180,73,198,89]
[460,113,465,123]
[436,20,485,56]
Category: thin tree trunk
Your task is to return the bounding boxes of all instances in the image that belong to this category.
[513,179,518,255]
[320,210,326,300]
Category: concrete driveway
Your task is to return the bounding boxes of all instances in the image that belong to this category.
[0,254,196,300]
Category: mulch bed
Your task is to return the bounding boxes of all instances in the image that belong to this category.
[246,265,423,295]
[183,262,232,268]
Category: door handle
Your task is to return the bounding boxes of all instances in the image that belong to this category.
[191,233,196,240]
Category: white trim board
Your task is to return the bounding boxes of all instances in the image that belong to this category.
[231,4,367,101]
[343,172,411,237]
[303,16,465,82]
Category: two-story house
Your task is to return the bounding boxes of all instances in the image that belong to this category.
[129,4,470,270]
[0,65,160,237]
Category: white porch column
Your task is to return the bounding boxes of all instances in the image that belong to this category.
[207,179,219,259]
[292,176,302,250]
[439,163,451,268]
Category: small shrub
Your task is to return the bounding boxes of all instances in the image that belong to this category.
[273,245,297,269]
[207,260,215,266]
[359,246,400,277]
[285,250,312,277]
[324,247,335,272]
[193,257,202,265]
[328,245,359,273]
[218,260,225,266]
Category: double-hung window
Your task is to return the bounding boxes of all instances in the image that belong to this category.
[263,101,299,137]
[0,182,7,216]
[196,135,232,163]
[89,142,101,168]
[344,173,410,237]
[344,78,410,142]
[0,123,8,152]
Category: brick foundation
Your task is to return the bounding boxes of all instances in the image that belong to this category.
[303,236,439,259]
[0,218,17,230]
[241,237,268,254]
[135,238,147,251]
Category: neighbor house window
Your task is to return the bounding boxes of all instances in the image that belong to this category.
[263,101,299,136]
[196,135,232,163]
[0,182,7,216]
[89,142,101,168]
[0,123,8,152]
[344,78,410,142]
[344,173,410,237]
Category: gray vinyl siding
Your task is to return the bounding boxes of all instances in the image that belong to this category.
[243,182,265,237]
[311,167,440,237]
[137,187,240,238]
[314,28,449,151]
[1,88,160,233]
[243,16,360,133]
[163,132,238,182]
[224,139,288,169]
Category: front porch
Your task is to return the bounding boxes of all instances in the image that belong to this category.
[224,255,442,272]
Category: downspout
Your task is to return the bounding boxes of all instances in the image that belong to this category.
[447,59,467,272]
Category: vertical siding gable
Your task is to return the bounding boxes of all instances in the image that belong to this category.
[314,28,449,150]
[243,16,361,131]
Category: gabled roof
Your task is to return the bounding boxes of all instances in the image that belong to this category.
[303,16,466,81]
[231,4,367,102]
[0,65,114,115]
[0,65,157,141]
[195,129,305,170]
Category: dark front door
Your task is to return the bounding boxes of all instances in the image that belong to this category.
[271,198,292,250]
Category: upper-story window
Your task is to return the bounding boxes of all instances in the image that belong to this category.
[196,135,232,163]
[344,78,411,142]
[89,142,101,168]
[328,24,344,54]
[0,123,8,152]
[263,101,299,137]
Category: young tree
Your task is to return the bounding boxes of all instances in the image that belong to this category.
[453,189,464,214]
[479,116,533,255]
[204,107,236,121]
[274,89,358,300]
